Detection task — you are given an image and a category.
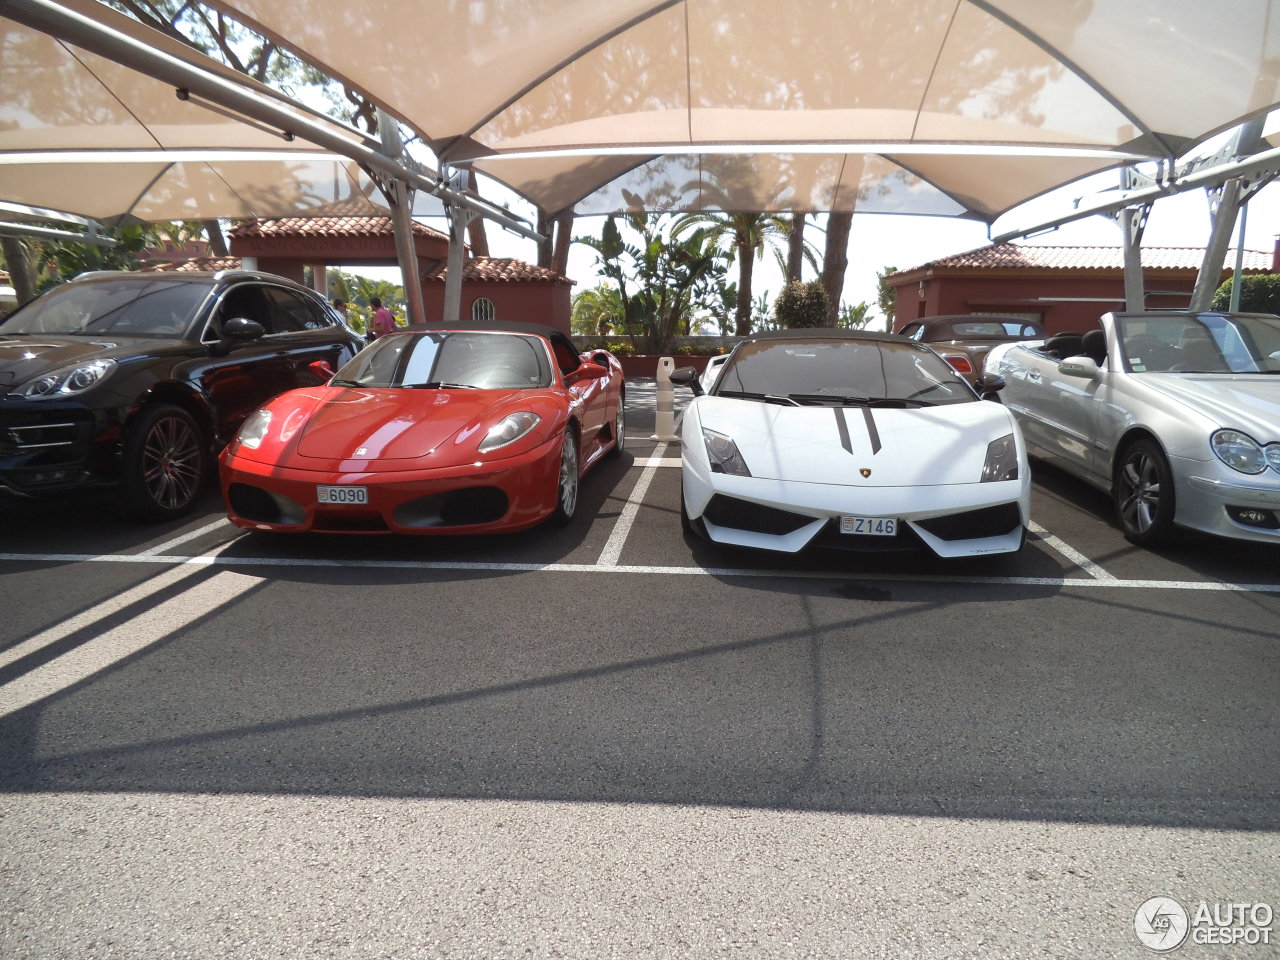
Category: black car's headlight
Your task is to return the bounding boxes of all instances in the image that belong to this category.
[14,359,116,399]
[703,428,752,476]
[1212,429,1274,474]
[981,433,1019,482]
[479,412,541,453]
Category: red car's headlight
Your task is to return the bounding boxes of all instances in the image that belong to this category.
[478,412,541,453]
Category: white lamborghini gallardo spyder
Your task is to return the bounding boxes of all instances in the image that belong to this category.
[670,330,1031,558]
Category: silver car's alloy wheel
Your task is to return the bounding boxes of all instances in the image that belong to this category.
[1115,440,1176,546]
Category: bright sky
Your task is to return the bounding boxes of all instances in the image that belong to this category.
[379,173,1280,334]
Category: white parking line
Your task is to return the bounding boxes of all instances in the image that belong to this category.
[597,444,669,566]
[134,517,231,557]
[2,552,1278,593]
[1027,521,1117,580]
[0,568,261,718]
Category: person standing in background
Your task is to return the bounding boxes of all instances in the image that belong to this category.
[369,296,396,341]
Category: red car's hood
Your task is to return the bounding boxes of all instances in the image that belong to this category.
[295,387,531,461]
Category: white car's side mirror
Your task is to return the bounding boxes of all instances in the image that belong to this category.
[1058,356,1102,380]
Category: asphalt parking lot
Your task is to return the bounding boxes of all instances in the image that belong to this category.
[2,380,1278,959]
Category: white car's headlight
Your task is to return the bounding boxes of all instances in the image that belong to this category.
[1212,429,1268,474]
[236,408,272,449]
[15,359,116,399]
[703,428,752,476]
[981,433,1019,482]
[479,412,541,453]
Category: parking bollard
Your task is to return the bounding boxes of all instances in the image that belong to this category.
[651,356,679,441]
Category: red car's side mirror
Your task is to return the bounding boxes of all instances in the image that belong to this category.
[569,362,610,382]
[308,359,337,381]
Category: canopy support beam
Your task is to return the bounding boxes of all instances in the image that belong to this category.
[374,107,428,328]
[441,167,476,324]
[1112,168,1151,312]
[0,222,115,245]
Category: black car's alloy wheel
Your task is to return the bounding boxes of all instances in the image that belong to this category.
[121,404,208,522]
[1114,438,1176,546]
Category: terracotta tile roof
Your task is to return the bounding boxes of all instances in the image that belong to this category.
[421,256,571,285]
[916,242,1272,272]
[230,216,448,242]
[138,256,242,273]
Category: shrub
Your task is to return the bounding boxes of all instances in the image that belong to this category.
[1211,274,1280,314]
[608,341,636,357]
[774,280,831,329]
[676,344,696,355]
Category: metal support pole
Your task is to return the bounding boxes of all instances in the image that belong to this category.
[443,199,472,324]
[376,107,427,328]
[1190,178,1245,312]
[1230,203,1248,312]
[1112,168,1150,312]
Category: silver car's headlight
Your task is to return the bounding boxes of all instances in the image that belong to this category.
[1212,429,1268,474]
[1266,442,1280,473]
[703,428,751,476]
[14,358,116,398]
[479,412,540,453]
[236,408,272,449]
[981,434,1019,482]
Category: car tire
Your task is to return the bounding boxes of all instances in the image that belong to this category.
[120,404,208,522]
[549,428,579,526]
[606,388,625,458]
[1114,438,1177,546]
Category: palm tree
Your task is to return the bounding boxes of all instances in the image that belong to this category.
[671,212,790,337]
[571,284,625,337]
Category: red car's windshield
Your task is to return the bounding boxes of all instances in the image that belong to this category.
[333,331,553,389]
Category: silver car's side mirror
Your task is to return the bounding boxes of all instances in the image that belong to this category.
[1058,356,1102,380]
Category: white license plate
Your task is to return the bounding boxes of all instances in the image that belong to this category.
[316,484,368,505]
[840,515,897,536]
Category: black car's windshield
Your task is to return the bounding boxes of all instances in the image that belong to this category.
[333,331,552,390]
[1117,314,1280,373]
[0,277,207,339]
[712,337,976,406]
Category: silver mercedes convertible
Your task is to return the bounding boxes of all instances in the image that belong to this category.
[985,311,1280,547]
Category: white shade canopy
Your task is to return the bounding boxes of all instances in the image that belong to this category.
[208,0,1280,218]
[4,0,1280,224]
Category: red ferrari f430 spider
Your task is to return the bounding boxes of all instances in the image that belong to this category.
[219,323,625,534]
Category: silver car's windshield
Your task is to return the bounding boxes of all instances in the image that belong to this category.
[333,331,552,389]
[1117,314,1280,374]
[0,278,207,339]
[713,337,976,407]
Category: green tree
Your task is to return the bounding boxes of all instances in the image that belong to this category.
[1211,274,1280,313]
[571,284,625,337]
[837,301,873,330]
[576,214,730,353]
[671,211,791,338]
[774,280,831,329]
[877,266,899,328]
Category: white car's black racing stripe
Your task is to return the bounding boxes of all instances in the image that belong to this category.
[833,407,882,455]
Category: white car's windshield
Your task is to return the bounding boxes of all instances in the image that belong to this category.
[333,331,552,389]
[712,337,976,407]
[1117,314,1280,374]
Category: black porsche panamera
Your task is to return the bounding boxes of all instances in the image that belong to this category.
[0,270,364,521]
